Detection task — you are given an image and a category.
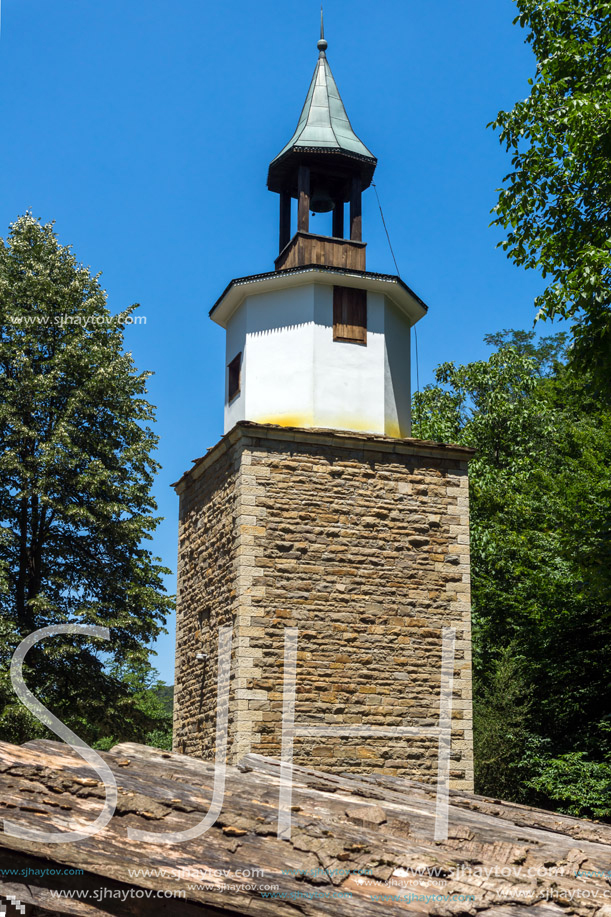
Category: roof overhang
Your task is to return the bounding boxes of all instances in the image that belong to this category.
[209,265,428,329]
[267,148,377,197]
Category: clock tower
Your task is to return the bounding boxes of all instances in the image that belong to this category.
[173,20,474,790]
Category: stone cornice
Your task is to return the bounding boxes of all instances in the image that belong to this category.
[172,422,475,494]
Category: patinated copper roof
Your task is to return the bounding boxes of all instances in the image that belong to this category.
[268,18,377,192]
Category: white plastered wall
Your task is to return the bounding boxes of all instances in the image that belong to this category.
[223,281,412,438]
[383,297,412,437]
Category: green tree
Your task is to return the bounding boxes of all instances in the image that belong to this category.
[491,0,611,390]
[413,330,611,817]
[92,665,173,752]
[473,646,533,804]
[0,214,173,745]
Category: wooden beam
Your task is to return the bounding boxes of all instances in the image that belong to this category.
[297,165,310,232]
[332,200,344,238]
[350,177,362,241]
[2,739,611,917]
[279,191,291,252]
[275,232,366,272]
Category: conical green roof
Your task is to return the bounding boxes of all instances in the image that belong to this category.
[272,54,376,162]
[267,26,377,193]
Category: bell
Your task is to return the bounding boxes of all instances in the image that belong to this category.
[309,187,335,213]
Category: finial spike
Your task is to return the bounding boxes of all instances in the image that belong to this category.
[317,5,328,55]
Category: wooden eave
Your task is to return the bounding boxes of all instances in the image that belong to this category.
[208,265,428,330]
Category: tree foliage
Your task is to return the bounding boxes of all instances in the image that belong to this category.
[91,668,173,752]
[525,750,611,819]
[413,330,611,819]
[472,646,533,804]
[491,0,611,389]
[0,214,173,746]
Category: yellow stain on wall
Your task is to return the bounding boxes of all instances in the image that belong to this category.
[256,414,315,429]
[384,420,402,439]
[255,412,404,439]
[327,414,380,434]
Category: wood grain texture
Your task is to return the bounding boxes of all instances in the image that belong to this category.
[275,231,366,271]
[0,740,610,917]
[279,192,291,253]
[350,176,362,242]
[297,166,310,233]
[333,286,367,343]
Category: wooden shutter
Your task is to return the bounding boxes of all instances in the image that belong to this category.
[228,352,242,401]
[333,286,367,344]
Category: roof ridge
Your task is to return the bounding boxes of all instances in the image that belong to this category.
[270,47,376,167]
[322,58,342,151]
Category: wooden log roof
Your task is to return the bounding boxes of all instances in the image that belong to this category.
[0,740,610,917]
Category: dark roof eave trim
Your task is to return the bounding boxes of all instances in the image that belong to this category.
[269,145,378,169]
[209,265,429,318]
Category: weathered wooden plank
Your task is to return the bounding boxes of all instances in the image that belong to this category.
[0,741,610,917]
[274,231,366,272]
[0,846,233,917]
[297,166,310,233]
[279,191,291,253]
[350,176,362,242]
[333,287,366,343]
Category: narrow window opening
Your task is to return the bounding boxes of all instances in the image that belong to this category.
[228,352,242,401]
[333,287,367,344]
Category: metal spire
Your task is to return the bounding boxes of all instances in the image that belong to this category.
[267,7,377,192]
[318,6,327,56]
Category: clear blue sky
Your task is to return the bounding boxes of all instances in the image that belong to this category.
[0,1,555,684]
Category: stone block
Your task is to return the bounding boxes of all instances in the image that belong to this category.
[172,423,474,791]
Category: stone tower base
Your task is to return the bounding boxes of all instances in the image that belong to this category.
[173,422,474,790]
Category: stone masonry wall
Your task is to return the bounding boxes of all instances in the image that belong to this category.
[173,422,474,790]
[173,441,239,757]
